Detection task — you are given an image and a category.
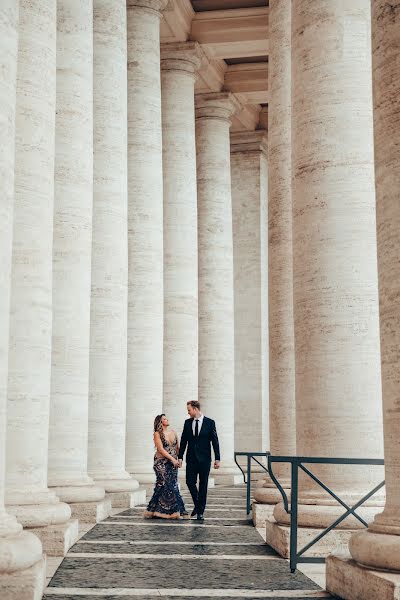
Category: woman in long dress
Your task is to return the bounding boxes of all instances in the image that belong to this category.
[144,414,188,519]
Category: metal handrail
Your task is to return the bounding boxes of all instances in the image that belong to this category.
[234,451,270,514]
[267,455,385,573]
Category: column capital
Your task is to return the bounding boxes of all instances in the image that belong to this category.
[230,129,268,155]
[161,41,206,75]
[126,0,168,16]
[195,92,242,123]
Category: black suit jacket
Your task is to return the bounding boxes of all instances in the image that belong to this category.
[178,417,220,465]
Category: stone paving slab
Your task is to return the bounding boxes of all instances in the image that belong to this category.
[70,542,278,556]
[43,593,332,600]
[48,556,321,591]
[181,498,246,506]
[82,524,263,543]
[104,516,252,526]
[122,508,248,519]
[196,490,247,494]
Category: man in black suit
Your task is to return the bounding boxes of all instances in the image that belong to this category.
[178,400,220,522]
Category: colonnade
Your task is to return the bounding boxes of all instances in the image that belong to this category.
[253,1,400,598]
[0,1,268,597]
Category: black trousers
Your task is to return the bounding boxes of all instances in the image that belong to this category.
[186,459,210,514]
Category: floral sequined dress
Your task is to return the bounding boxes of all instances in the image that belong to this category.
[144,434,187,519]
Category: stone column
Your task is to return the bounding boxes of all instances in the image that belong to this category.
[253,0,295,522]
[326,4,400,599]
[230,131,269,454]
[5,0,77,556]
[267,0,384,556]
[196,92,241,481]
[161,42,203,433]
[88,0,142,509]
[49,0,110,523]
[126,0,167,483]
[0,2,45,595]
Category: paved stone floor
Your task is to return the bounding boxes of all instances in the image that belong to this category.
[44,485,335,599]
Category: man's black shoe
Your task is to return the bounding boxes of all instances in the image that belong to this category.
[190,509,197,518]
[196,513,204,522]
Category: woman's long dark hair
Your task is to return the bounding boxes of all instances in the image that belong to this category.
[154,414,166,445]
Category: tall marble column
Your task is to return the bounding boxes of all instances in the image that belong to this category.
[196,92,241,480]
[161,42,203,432]
[230,130,269,454]
[126,0,168,482]
[0,3,45,596]
[326,3,400,598]
[254,0,295,514]
[6,0,76,556]
[268,0,384,553]
[49,0,110,522]
[88,0,140,508]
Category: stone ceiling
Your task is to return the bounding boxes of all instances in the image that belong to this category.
[162,0,268,132]
[191,0,268,11]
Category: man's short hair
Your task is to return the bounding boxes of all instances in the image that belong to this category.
[187,400,201,410]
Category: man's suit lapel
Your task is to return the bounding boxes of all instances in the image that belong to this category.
[198,416,208,437]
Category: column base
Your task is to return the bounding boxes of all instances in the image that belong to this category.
[349,529,400,572]
[252,502,275,527]
[30,519,79,556]
[106,487,146,509]
[326,554,400,600]
[213,473,244,486]
[6,498,71,529]
[274,501,380,530]
[253,485,290,504]
[0,557,46,600]
[69,498,111,523]
[0,529,43,572]
[265,517,353,559]
[49,484,105,504]
[92,475,139,494]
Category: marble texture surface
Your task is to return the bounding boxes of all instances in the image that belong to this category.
[49,0,105,506]
[126,0,168,482]
[328,0,400,584]
[264,0,295,490]
[230,131,269,455]
[6,0,70,531]
[0,4,46,594]
[161,42,202,433]
[290,0,383,511]
[195,92,241,476]
[88,0,137,497]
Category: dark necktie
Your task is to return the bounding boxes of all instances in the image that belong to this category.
[195,419,199,437]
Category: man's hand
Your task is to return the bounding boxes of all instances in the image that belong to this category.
[214,460,220,470]
[178,459,183,468]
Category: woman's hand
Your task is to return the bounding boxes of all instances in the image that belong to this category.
[172,458,179,468]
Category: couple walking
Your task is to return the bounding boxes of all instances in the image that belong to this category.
[144,400,220,522]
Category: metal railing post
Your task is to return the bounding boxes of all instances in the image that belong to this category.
[246,454,251,515]
[289,459,299,573]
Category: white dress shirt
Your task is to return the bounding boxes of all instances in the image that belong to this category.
[192,413,204,436]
